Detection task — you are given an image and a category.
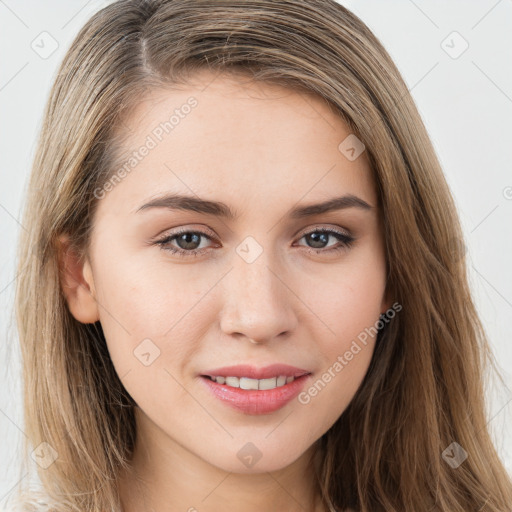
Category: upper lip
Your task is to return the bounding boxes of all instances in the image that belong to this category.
[200,364,311,380]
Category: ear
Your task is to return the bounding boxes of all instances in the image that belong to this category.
[57,234,100,324]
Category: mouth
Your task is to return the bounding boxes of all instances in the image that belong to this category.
[198,364,312,415]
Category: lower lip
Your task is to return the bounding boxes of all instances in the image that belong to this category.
[199,374,311,415]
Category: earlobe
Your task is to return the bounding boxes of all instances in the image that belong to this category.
[57,234,100,324]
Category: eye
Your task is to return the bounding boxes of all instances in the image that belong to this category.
[153,226,355,258]
[154,228,216,258]
[294,227,355,254]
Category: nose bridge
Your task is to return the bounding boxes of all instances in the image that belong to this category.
[219,239,297,342]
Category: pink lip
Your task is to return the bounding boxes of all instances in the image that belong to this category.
[199,366,312,415]
[200,364,311,380]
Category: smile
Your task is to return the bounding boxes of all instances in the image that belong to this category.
[199,373,311,415]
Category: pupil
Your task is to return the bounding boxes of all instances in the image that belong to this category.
[178,233,200,250]
[308,232,328,248]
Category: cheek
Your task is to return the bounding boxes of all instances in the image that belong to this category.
[304,252,386,345]
[94,245,194,327]
[92,257,207,414]
[92,250,216,373]
[298,287,379,428]
[296,249,385,420]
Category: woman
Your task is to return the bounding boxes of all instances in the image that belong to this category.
[12,0,512,510]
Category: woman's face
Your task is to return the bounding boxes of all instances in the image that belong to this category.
[63,71,390,474]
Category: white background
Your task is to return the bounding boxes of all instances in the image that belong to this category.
[1,0,511,505]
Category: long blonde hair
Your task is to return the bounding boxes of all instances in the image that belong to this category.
[12,0,512,510]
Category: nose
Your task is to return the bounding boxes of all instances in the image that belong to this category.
[219,249,298,345]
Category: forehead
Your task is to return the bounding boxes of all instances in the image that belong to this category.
[95,71,377,220]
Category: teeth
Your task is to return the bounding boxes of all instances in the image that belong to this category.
[209,375,296,390]
[240,377,259,390]
[225,376,239,387]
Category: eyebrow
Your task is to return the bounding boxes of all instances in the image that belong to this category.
[135,193,373,219]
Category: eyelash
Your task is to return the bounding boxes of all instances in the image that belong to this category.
[153,226,355,258]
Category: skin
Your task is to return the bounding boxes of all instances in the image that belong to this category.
[59,69,390,512]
